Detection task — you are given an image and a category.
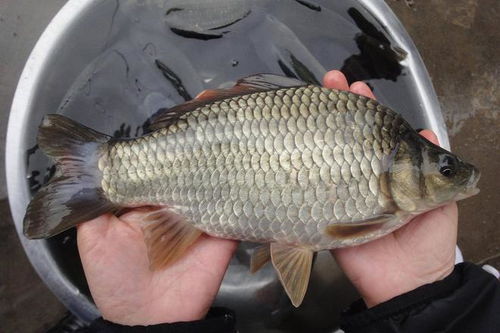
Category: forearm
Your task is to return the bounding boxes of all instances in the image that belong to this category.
[340,262,500,333]
[78,307,236,333]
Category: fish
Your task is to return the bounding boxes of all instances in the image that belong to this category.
[23,74,480,307]
[164,0,251,40]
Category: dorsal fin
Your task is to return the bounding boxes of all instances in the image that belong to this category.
[236,73,306,90]
[146,74,306,132]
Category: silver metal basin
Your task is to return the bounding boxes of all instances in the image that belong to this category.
[6,0,448,331]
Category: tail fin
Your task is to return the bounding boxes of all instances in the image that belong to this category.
[24,114,117,239]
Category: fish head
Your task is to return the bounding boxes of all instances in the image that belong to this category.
[419,139,480,204]
[388,131,480,212]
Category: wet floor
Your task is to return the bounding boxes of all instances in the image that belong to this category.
[0,0,499,331]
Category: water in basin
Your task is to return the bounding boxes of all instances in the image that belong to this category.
[25,1,419,331]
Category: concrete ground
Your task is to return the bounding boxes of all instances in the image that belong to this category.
[0,0,498,331]
[388,0,500,268]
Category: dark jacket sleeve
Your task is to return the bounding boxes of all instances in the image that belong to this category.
[340,262,500,333]
[79,307,236,333]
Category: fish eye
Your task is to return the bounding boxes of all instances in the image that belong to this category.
[439,155,457,178]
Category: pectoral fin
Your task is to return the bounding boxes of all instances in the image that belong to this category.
[325,214,395,240]
[270,244,313,307]
[250,244,271,273]
[141,207,202,270]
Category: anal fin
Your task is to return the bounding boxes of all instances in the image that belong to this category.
[270,244,313,307]
[141,207,202,270]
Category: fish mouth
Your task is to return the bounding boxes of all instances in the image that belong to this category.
[457,167,481,200]
[468,167,481,188]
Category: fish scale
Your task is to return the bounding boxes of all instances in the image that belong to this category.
[99,85,404,250]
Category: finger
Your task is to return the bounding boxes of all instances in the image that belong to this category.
[196,234,239,256]
[418,129,440,146]
[323,70,349,91]
[76,214,115,244]
[350,81,376,100]
[76,214,113,231]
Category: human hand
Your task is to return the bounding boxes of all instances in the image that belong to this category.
[324,70,457,308]
[77,209,238,325]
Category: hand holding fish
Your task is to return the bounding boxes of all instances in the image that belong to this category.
[24,69,479,324]
[77,209,238,325]
[324,71,458,308]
